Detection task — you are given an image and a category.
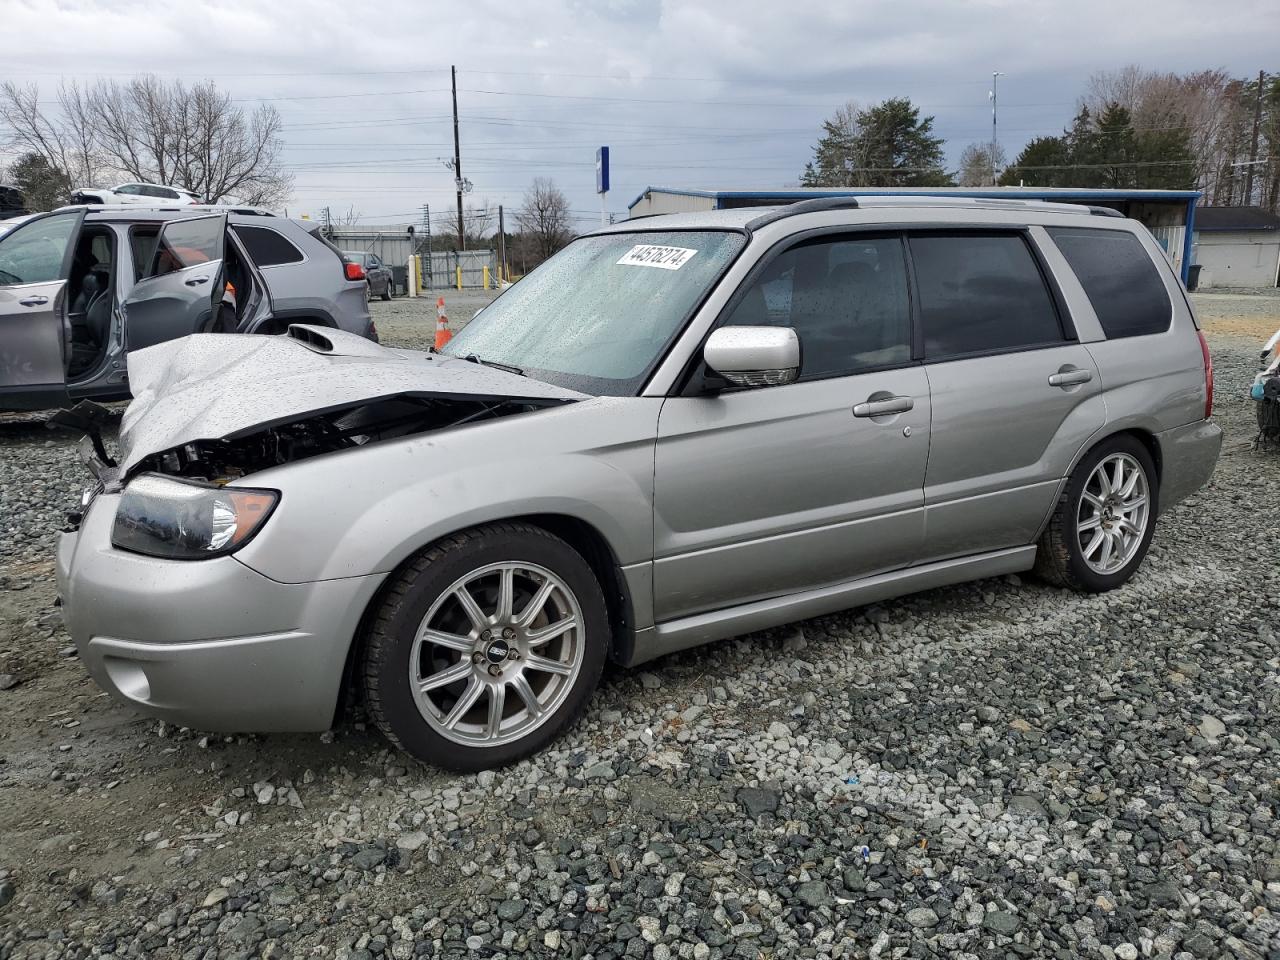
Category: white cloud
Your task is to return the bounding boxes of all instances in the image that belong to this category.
[2,0,1276,223]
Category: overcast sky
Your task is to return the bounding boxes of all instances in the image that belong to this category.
[3,0,1277,229]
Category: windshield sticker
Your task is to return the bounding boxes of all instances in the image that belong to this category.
[616,245,699,270]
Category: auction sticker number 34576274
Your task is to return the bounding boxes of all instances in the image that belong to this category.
[616,245,699,270]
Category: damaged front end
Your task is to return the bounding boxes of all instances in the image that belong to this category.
[133,392,554,484]
[53,326,586,525]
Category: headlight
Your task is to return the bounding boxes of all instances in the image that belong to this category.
[111,474,279,560]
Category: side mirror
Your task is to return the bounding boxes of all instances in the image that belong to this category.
[703,326,799,388]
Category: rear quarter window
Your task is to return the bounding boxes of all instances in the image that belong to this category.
[234,225,305,266]
[1046,227,1172,339]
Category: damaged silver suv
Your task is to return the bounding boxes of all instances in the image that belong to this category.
[57,197,1222,771]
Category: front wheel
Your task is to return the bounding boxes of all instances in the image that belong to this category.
[363,522,608,771]
[1035,435,1158,592]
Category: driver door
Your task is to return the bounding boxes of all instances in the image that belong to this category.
[0,209,86,409]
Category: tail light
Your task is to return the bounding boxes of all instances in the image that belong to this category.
[1197,330,1214,419]
[345,261,366,282]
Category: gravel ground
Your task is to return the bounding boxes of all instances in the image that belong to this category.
[0,294,1278,960]
[373,290,500,350]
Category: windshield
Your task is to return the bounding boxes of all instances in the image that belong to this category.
[442,230,745,395]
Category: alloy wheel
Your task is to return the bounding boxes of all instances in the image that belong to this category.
[1076,453,1150,575]
[409,561,584,746]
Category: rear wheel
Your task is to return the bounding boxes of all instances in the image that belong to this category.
[1035,435,1158,592]
[381,279,393,301]
[363,522,608,771]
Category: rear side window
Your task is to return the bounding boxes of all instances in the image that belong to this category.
[1046,227,1171,338]
[909,232,1063,360]
[150,215,222,277]
[235,225,305,266]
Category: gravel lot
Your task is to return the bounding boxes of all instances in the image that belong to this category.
[1,293,1278,960]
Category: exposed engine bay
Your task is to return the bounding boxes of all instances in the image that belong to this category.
[130,395,552,483]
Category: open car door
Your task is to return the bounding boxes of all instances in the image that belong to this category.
[0,209,86,410]
[121,214,228,351]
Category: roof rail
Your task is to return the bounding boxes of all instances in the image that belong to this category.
[1086,205,1124,218]
[746,196,860,230]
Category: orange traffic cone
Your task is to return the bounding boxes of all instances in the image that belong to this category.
[434,296,452,351]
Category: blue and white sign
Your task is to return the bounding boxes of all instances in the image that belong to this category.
[596,146,610,195]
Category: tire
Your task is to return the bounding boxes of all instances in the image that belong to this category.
[1035,434,1159,592]
[363,522,609,771]
[1259,393,1280,442]
[381,279,393,301]
[364,281,373,302]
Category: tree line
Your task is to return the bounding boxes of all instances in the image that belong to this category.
[0,76,291,208]
[801,66,1280,211]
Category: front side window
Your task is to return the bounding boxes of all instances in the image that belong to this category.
[1046,227,1171,339]
[0,211,79,286]
[443,230,745,395]
[910,232,1063,360]
[116,184,144,196]
[150,216,222,277]
[722,235,912,378]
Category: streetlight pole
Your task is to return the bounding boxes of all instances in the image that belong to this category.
[990,71,1004,186]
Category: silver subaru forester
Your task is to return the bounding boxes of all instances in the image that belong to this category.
[57,197,1222,771]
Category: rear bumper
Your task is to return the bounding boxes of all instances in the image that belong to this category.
[1157,419,1223,511]
[57,494,385,732]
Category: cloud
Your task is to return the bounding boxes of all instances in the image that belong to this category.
[2,0,1276,224]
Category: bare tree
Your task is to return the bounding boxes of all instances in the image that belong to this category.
[334,205,362,227]
[463,200,495,245]
[0,76,292,208]
[957,142,1007,186]
[1081,66,1240,202]
[0,82,103,196]
[515,178,572,265]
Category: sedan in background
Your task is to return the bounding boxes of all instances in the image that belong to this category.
[342,250,394,300]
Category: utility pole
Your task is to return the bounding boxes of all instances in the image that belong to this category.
[1245,69,1266,206]
[451,65,465,251]
[420,203,432,288]
[990,72,1004,187]
[497,204,507,284]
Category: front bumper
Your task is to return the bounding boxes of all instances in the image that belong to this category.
[57,493,385,732]
[1156,418,1223,511]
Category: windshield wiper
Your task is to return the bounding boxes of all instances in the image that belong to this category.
[463,353,524,377]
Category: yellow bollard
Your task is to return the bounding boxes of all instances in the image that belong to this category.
[455,266,462,291]
[483,265,490,290]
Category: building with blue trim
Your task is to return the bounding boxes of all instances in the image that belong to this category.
[627,186,1201,283]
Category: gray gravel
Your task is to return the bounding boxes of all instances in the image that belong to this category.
[0,295,1278,960]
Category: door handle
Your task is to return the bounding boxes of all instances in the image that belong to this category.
[1048,368,1093,387]
[185,276,211,286]
[18,296,49,307]
[853,396,914,418]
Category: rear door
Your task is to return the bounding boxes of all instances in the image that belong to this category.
[0,209,86,407]
[121,214,226,350]
[907,230,1105,561]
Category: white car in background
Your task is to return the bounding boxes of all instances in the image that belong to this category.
[71,182,204,206]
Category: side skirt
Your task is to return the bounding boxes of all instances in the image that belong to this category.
[628,545,1037,666]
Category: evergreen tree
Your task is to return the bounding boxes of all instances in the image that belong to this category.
[801,98,953,187]
[6,153,69,212]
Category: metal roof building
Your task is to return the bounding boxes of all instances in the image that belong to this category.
[627,186,1202,283]
[1190,206,1280,289]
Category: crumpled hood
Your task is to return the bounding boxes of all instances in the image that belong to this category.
[116,325,584,474]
